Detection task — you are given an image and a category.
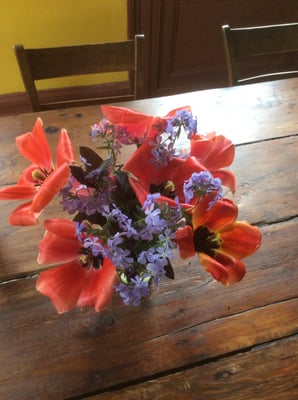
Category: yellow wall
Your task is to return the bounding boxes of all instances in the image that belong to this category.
[0,0,127,95]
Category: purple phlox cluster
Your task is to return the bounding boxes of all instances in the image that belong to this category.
[83,189,113,216]
[107,233,134,268]
[74,221,108,259]
[91,119,141,159]
[142,193,161,213]
[107,206,138,238]
[158,228,177,252]
[105,196,180,304]
[144,208,169,234]
[138,243,175,286]
[75,221,88,241]
[84,236,107,258]
[115,275,151,306]
[60,177,85,214]
[166,109,197,139]
[90,119,118,142]
[60,169,115,216]
[183,171,223,209]
[149,134,176,168]
[149,109,197,167]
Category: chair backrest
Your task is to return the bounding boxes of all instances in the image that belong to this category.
[221,23,298,86]
[14,34,145,111]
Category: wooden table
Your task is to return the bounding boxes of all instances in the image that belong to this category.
[0,78,297,400]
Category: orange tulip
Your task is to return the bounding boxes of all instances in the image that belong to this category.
[122,139,207,208]
[0,118,75,225]
[175,198,262,285]
[36,218,117,313]
[100,105,192,142]
[190,132,236,192]
[101,105,166,141]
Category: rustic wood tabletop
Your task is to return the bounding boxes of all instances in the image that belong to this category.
[0,78,297,400]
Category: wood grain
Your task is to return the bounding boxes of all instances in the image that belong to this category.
[0,78,297,400]
[87,335,298,400]
[0,217,297,399]
[0,78,297,185]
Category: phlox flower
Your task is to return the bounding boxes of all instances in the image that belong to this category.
[175,198,262,285]
[115,275,150,306]
[0,118,75,225]
[36,218,117,313]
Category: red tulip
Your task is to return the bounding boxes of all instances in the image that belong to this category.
[175,198,262,285]
[190,132,236,192]
[123,139,206,208]
[100,105,192,142]
[101,105,167,141]
[36,218,117,313]
[0,119,75,225]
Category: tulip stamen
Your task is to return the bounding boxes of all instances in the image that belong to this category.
[193,226,221,257]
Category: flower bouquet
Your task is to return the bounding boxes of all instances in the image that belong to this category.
[0,105,261,313]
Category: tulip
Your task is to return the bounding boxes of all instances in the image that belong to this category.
[122,139,207,208]
[36,218,117,313]
[100,105,167,141]
[0,119,75,225]
[190,132,236,192]
[175,198,262,284]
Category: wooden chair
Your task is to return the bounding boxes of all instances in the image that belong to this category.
[221,23,298,86]
[14,34,145,112]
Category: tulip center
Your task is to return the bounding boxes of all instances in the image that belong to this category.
[80,248,103,270]
[150,180,176,199]
[32,168,48,185]
[193,226,220,257]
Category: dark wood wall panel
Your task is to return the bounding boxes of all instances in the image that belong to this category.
[128,0,298,96]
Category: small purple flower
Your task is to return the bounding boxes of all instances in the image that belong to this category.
[75,221,87,241]
[166,109,197,139]
[83,236,108,258]
[115,275,150,306]
[145,208,168,234]
[107,233,134,268]
[150,135,176,168]
[183,171,223,209]
[146,256,168,285]
[142,193,161,213]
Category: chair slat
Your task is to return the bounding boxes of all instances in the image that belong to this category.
[14,35,145,111]
[221,23,298,86]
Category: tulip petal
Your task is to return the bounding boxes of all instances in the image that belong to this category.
[123,140,206,205]
[191,133,235,169]
[17,164,41,186]
[220,221,262,259]
[164,105,191,118]
[192,198,238,232]
[101,105,153,124]
[101,105,167,140]
[101,105,154,139]
[77,259,117,311]
[212,169,236,193]
[8,201,41,226]
[16,118,52,171]
[175,225,196,259]
[43,218,77,238]
[0,185,36,200]
[31,163,70,213]
[38,231,82,264]
[199,252,245,285]
[36,260,86,314]
[56,129,75,167]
